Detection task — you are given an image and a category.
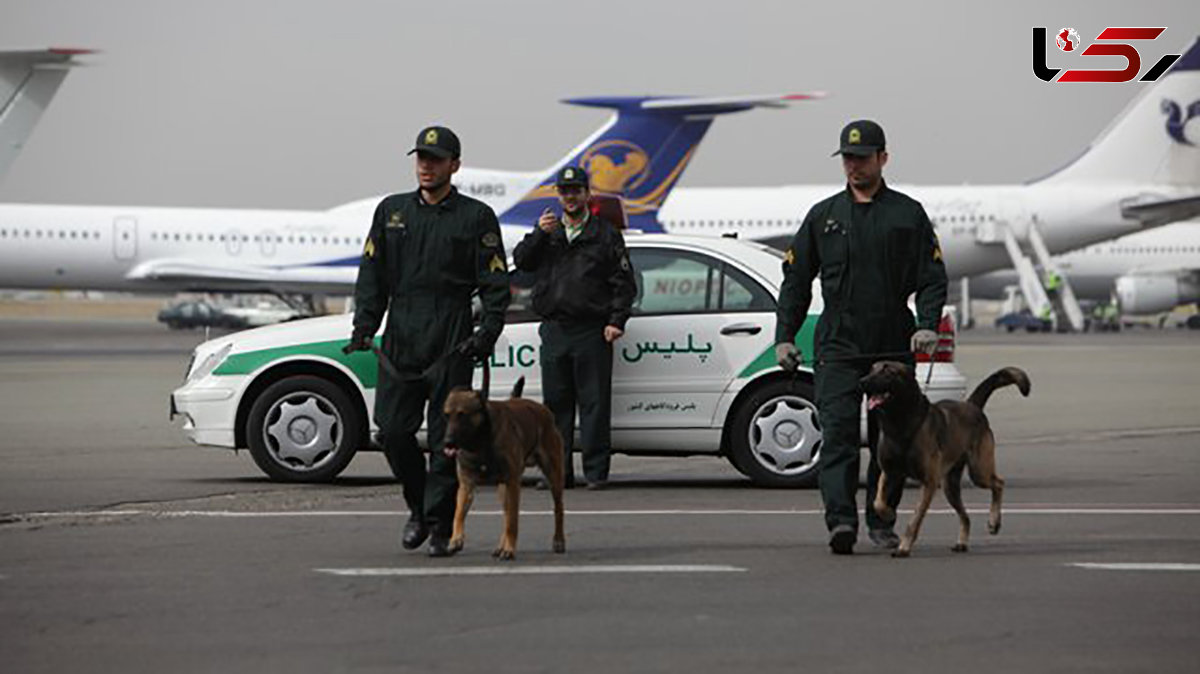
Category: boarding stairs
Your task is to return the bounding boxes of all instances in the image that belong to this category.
[979,218,1086,332]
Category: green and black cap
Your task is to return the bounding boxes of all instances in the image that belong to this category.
[554,165,589,189]
[832,120,886,157]
[408,125,461,159]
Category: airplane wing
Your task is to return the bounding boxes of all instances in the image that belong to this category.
[1120,194,1200,228]
[639,92,827,110]
[125,259,356,294]
[0,48,92,181]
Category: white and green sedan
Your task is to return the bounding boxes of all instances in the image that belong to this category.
[171,234,966,487]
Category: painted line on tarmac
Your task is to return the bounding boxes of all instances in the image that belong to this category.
[1008,425,1200,446]
[12,507,1200,521]
[1068,563,1200,572]
[316,564,745,577]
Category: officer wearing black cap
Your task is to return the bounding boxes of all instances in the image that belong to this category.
[774,120,947,555]
[512,165,637,489]
[346,125,511,557]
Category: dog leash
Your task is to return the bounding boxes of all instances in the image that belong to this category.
[355,337,476,383]
[817,350,937,387]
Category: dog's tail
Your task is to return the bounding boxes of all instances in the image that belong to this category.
[967,367,1031,410]
[510,376,525,399]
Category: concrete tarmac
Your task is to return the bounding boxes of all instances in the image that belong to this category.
[1,316,1198,673]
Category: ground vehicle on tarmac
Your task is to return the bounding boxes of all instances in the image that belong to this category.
[171,234,966,487]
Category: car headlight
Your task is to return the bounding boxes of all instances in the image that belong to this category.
[188,343,232,382]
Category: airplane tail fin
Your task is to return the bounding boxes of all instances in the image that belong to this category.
[499,94,822,231]
[0,48,92,182]
[1037,36,1200,187]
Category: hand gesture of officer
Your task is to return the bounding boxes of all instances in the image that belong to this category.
[538,207,559,234]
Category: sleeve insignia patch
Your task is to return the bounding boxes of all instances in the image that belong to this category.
[364,237,376,259]
[482,232,500,248]
[784,248,795,265]
[488,254,506,273]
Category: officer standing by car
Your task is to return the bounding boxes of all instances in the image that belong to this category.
[345,125,511,557]
[512,166,637,489]
[774,120,948,555]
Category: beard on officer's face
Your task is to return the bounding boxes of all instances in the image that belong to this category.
[557,189,589,218]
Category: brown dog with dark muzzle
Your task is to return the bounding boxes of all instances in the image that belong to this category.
[442,377,566,560]
[860,362,1030,558]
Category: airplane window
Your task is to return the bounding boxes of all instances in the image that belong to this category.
[298,237,305,244]
[276,236,283,243]
[59,231,65,238]
[0,229,6,237]
[242,235,248,242]
[288,236,294,243]
[323,237,329,244]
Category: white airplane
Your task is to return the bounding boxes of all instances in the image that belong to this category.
[0,48,89,182]
[0,94,815,299]
[644,37,1200,285]
[969,222,1200,315]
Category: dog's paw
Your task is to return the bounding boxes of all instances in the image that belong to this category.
[951,543,968,553]
[492,547,516,561]
[891,548,911,558]
[448,537,464,553]
[988,522,1001,535]
[553,539,566,554]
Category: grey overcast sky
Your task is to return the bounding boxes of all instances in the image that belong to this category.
[0,0,1197,211]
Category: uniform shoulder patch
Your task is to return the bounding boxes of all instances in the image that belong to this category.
[784,248,795,265]
[482,232,500,248]
[364,237,376,259]
[488,254,506,273]
[387,211,404,228]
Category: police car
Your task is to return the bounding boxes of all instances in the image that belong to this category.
[171,234,966,487]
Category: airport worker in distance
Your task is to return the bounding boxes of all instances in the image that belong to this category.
[345,125,511,557]
[512,165,637,490]
[774,120,948,555]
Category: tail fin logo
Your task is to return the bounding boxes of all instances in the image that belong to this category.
[1162,99,1200,146]
[581,140,651,194]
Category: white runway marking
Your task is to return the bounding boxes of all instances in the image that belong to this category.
[12,507,1200,521]
[1068,563,1200,572]
[316,564,745,577]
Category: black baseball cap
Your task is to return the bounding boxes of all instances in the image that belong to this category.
[408,125,461,159]
[832,120,886,156]
[554,165,589,189]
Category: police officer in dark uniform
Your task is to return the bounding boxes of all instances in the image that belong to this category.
[512,166,637,490]
[345,125,511,557]
[775,120,947,555]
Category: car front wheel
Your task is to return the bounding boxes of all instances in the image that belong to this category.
[246,375,362,482]
[727,378,821,488]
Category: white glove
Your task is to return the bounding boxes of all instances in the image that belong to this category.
[775,342,802,372]
[910,329,938,354]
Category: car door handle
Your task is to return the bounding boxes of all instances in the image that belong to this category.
[720,322,762,336]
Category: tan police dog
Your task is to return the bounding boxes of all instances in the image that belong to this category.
[860,362,1030,557]
[442,377,566,560]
